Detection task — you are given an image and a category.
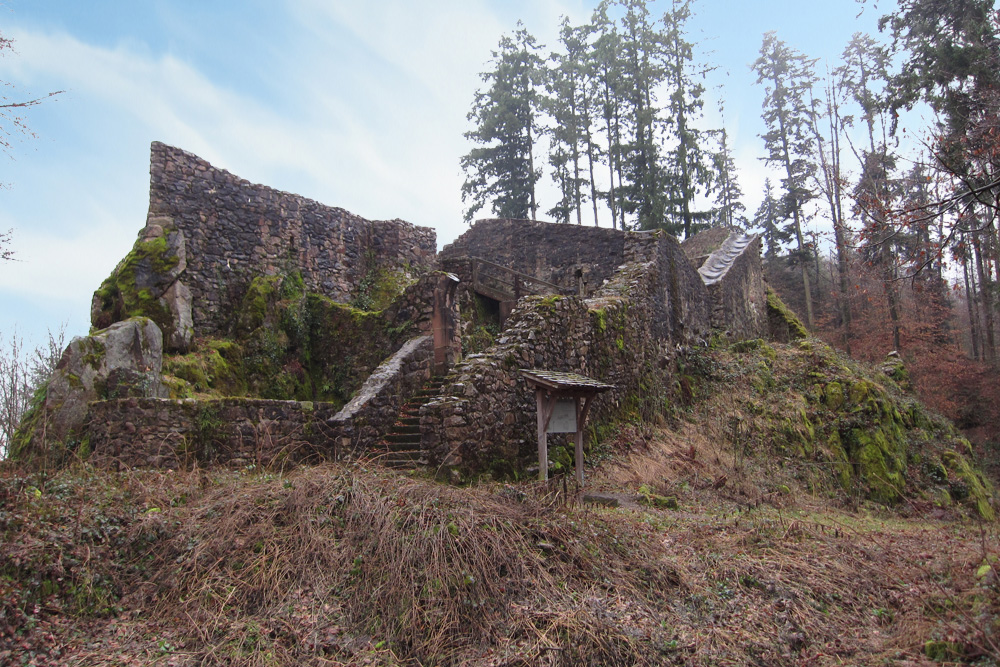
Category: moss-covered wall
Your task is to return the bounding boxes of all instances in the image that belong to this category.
[160,269,439,408]
[92,142,437,340]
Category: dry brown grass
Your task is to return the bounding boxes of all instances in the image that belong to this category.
[1,452,997,666]
[2,341,998,665]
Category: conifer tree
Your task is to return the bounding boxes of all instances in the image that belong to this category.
[753,178,788,259]
[658,0,715,238]
[713,126,747,229]
[753,31,818,328]
[546,18,592,224]
[461,25,545,223]
[612,0,668,230]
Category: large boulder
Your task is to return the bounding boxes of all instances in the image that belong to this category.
[91,216,194,352]
[12,318,168,462]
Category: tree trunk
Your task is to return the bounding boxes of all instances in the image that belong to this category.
[972,232,996,362]
[964,247,982,360]
[584,119,600,226]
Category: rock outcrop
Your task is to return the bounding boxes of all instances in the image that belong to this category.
[12,318,167,462]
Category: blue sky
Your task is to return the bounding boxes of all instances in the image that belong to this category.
[0,0,898,348]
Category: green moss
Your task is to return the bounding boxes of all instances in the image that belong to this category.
[163,338,246,397]
[824,382,844,410]
[731,338,765,354]
[638,484,679,509]
[538,295,564,310]
[924,640,963,662]
[9,380,50,461]
[849,428,904,504]
[91,230,181,337]
[351,253,416,312]
[591,308,608,333]
[941,450,995,521]
[825,430,853,490]
[765,287,808,340]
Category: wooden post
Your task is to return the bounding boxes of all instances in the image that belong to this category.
[574,396,584,486]
[536,389,558,482]
[536,389,547,482]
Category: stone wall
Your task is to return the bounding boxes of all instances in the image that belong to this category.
[95,142,437,341]
[88,335,435,468]
[701,235,766,340]
[440,219,626,294]
[420,231,713,478]
[330,335,434,453]
[88,397,342,469]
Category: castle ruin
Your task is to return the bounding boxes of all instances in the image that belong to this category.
[15,142,768,479]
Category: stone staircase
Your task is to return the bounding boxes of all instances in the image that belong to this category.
[374,377,445,469]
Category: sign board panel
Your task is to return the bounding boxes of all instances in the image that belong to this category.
[547,398,577,433]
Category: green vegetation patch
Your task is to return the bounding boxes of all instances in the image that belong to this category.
[91,229,180,339]
[765,287,808,341]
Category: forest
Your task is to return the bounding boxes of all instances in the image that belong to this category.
[459,0,1000,448]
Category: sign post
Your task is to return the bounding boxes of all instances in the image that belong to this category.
[521,370,613,486]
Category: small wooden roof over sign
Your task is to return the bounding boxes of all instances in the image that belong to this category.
[520,369,614,395]
[520,369,614,485]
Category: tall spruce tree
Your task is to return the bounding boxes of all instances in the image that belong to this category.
[713,125,747,228]
[658,0,715,238]
[753,178,788,259]
[613,0,668,230]
[461,25,545,223]
[590,4,626,229]
[753,31,818,328]
[546,17,592,224]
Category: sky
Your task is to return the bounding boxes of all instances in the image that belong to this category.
[0,0,895,350]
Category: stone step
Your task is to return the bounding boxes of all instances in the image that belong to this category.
[384,433,421,445]
[390,423,420,435]
[377,445,424,458]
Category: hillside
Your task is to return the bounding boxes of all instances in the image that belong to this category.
[2,338,997,666]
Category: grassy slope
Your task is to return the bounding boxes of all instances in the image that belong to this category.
[1,341,998,666]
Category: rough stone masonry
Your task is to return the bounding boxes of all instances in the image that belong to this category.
[17,141,766,478]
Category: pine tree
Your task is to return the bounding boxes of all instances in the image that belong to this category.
[753,178,788,259]
[589,4,626,229]
[613,0,668,230]
[753,31,818,328]
[658,0,715,238]
[461,25,545,223]
[713,126,747,229]
[546,17,592,224]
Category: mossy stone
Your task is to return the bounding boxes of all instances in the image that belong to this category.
[638,484,678,509]
[941,450,995,521]
[766,287,808,340]
[924,640,963,662]
[850,428,904,504]
[824,382,845,410]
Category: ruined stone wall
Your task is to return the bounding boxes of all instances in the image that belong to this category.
[703,236,766,340]
[420,233,713,478]
[621,230,712,343]
[88,336,435,468]
[439,219,626,294]
[88,397,343,469]
[145,142,436,335]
